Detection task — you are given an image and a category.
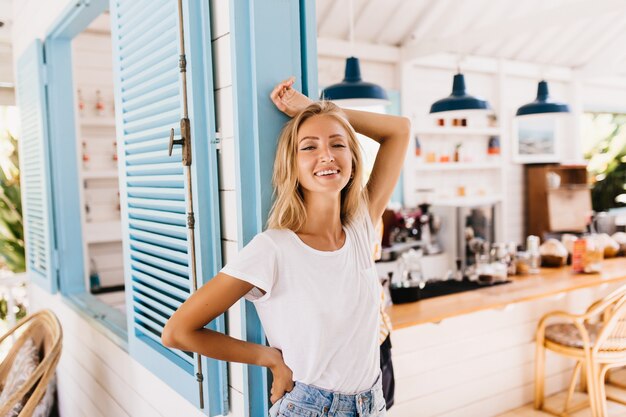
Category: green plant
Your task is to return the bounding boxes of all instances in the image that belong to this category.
[0,129,25,273]
[0,297,26,322]
[584,113,626,212]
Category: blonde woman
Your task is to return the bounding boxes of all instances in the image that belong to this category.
[162,77,410,417]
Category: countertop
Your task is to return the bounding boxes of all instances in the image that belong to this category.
[386,257,626,330]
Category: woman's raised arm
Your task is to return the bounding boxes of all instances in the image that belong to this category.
[269,76,411,223]
[342,109,410,222]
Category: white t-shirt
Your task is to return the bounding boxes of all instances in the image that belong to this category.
[220,209,381,394]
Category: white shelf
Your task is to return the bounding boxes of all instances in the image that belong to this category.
[431,195,503,207]
[413,161,502,171]
[84,220,122,244]
[414,126,500,136]
[79,117,116,127]
[82,170,118,180]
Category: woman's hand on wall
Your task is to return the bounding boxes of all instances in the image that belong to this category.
[270,76,313,118]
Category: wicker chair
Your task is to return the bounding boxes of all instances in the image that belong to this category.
[0,310,63,417]
[535,285,626,417]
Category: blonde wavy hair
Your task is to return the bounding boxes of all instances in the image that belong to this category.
[266,101,367,231]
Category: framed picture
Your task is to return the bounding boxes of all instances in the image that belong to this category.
[512,116,561,163]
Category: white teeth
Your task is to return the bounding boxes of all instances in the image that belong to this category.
[315,169,339,177]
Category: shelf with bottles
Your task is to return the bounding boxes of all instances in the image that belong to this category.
[76,88,116,121]
[87,241,125,294]
[413,161,502,172]
[84,186,121,230]
[80,139,119,173]
[413,135,502,168]
[413,114,500,136]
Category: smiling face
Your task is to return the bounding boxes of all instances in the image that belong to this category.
[296,114,353,196]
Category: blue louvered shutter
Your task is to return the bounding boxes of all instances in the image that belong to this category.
[109,0,213,409]
[16,40,57,293]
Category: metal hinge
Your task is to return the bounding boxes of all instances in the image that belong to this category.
[213,129,222,150]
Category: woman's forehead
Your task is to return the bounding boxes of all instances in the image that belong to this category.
[297,114,349,139]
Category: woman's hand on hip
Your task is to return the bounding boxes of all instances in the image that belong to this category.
[270,76,313,118]
[267,347,295,404]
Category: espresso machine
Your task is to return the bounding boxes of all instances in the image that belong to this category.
[381,190,442,260]
[431,198,501,278]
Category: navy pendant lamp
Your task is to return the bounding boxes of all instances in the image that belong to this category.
[320,0,389,107]
[516,80,570,116]
[320,57,389,106]
[430,73,491,114]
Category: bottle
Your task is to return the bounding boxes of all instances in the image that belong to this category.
[487,136,501,157]
[95,90,105,116]
[526,235,540,274]
[453,143,461,162]
[89,257,101,291]
[82,141,89,169]
[414,135,421,158]
[85,202,91,222]
[77,89,85,117]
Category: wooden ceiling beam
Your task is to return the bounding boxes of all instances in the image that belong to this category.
[316,37,400,64]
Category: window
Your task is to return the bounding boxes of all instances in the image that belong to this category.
[16,0,227,412]
[582,112,626,211]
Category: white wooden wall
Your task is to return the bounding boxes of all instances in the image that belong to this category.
[386,283,621,417]
[317,53,623,245]
[211,0,248,415]
[29,284,208,417]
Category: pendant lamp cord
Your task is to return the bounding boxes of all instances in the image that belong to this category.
[349,0,354,55]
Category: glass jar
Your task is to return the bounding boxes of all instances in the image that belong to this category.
[572,235,603,274]
[515,251,531,275]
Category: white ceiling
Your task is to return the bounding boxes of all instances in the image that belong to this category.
[316,0,626,77]
[2,1,626,78]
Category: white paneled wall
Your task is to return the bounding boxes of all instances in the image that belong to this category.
[317,54,586,244]
[210,0,246,415]
[29,284,206,417]
[387,283,621,417]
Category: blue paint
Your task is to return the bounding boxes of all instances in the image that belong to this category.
[299,0,318,97]
[181,0,229,414]
[110,0,228,409]
[15,40,57,293]
[43,38,85,295]
[230,1,317,416]
[46,0,108,39]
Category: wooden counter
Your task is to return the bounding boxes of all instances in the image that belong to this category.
[386,257,626,330]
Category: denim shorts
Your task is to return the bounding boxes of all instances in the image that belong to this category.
[268,372,386,417]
